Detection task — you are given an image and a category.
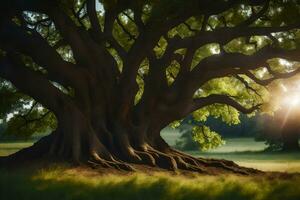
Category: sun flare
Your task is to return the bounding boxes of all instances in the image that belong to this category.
[278,82,300,129]
[282,94,300,107]
[280,83,300,108]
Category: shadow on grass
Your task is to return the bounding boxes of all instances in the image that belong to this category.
[1,165,300,200]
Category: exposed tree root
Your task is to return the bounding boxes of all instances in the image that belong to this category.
[167,149,261,175]
[88,156,135,171]
[0,135,262,176]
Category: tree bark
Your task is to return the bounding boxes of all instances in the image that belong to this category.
[0,55,262,174]
[0,96,261,175]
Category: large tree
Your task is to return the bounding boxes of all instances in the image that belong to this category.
[1,0,300,174]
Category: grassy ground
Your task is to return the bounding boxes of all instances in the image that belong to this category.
[0,141,33,156]
[1,130,300,200]
[1,164,300,200]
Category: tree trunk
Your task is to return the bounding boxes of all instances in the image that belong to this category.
[0,100,261,175]
[0,51,262,176]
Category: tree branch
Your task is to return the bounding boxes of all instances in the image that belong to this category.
[0,54,71,115]
[234,75,262,97]
[175,23,300,49]
[72,1,87,28]
[242,65,300,86]
[116,16,136,40]
[192,94,261,114]
[195,46,300,80]
[0,20,84,90]
[17,110,51,131]
[239,0,270,27]
[87,0,102,33]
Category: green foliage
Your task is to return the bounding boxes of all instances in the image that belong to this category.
[135,58,149,104]
[191,43,220,69]
[0,79,56,140]
[192,125,225,151]
[175,126,199,151]
[135,74,145,105]
[166,60,180,85]
[112,10,139,51]
[169,120,182,129]
[153,37,168,58]
[3,109,56,139]
[0,80,25,119]
[175,123,226,151]
[2,0,300,148]
[193,104,241,125]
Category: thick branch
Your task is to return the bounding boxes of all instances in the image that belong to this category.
[0,20,84,90]
[194,46,300,81]
[174,24,300,49]
[87,0,102,34]
[0,55,71,115]
[192,94,261,114]
[242,66,300,86]
[47,6,96,66]
[116,16,136,40]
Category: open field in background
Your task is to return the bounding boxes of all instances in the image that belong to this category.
[1,127,300,172]
[161,127,300,173]
[0,142,33,157]
[161,127,268,151]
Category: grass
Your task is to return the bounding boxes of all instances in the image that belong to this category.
[1,165,300,200]
[194,152,300,173]
[0,141,33,157]
[1,130,300,199]
[160,128,300,173]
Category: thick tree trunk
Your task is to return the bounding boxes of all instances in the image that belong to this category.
[0,53,261,175]
[0,101,261,175]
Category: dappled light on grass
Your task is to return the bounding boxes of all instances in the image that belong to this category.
[1,166,300,200]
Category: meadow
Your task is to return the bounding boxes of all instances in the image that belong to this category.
[161,128,300,173]
[1,165,300,200]
[1,128,300,200]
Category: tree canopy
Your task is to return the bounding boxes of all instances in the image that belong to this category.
[1,0,300,173]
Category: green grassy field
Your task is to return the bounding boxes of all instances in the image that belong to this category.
[161,128,300,173]
[1,165,300,200]
[1,129,300,200]
[0,141,33,156]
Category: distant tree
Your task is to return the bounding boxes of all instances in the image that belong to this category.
[1,0,300,173]
[175,114,263,151]
[256,111,300,151]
